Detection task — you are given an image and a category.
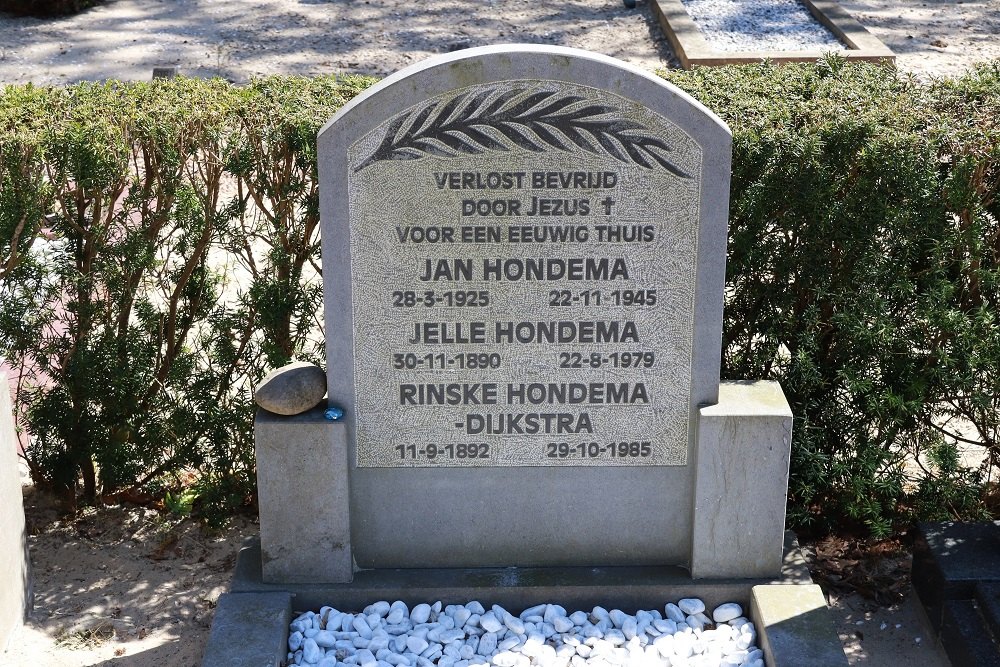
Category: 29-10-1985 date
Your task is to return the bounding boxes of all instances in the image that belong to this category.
[548,441,652,458]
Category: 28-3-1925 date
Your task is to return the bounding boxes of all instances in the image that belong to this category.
[393,290,489,307]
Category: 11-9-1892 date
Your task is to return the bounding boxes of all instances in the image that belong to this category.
[395,443,490,460]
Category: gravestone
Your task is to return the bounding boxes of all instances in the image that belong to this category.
[0,370,30,650]
[254,44,793,584]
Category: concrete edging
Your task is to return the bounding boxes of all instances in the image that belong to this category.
[203,534,847,666]
[650,0,895,68]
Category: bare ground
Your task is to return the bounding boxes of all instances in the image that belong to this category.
[2,0,998,665]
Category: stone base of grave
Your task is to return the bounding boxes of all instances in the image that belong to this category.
[201,533,848,666]
[649,0,894,68]
[912,521,1000,666]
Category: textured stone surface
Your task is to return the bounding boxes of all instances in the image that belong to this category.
[200,591,292,667]
[751,584,848,667]
[0,371,30,651]
[319,44,733,569]
[254,361,327,416]
[255,407,352,583]
[912,520,1000,631]
[691,381,793,578]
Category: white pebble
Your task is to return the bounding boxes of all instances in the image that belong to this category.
[411,604,432,624]
[712,603,743,624]
[553,616,575,633]
[291,599,759,667]
[302,638,322,664]
[677,599,705,615]
[407,637,429,654]
[664,604,686,623]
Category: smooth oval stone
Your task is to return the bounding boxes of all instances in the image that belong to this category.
[728,616,751,630]
[497,637,520,651]
[521,604,547,619]
[254,361,326,415]
[466,602,486,615]
[553,616,575,634]
[302,638,323,664]
[664,604,685,624]
[387,609,406,625]
[476,632,497,655]
[453,608,472,628]
[677,599,705,615]
[289,631,304,651]
[354,615,374,639]
[502,613,524,635]
[608,610,628,629]
[621,618,638,640]
[440,629,466,643]
[480,612,504,633]
[314,630,337,648]
[365,601,391,617]
[712,602,742,624]
[544,605,567,623]
[411,604,432,624]
[386,622,412,636]
[569,611,588,626]
[407,637,429,654]
[652,619,674,634]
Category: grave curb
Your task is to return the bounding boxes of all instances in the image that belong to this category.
[202,533,847,666]
[649,0,895,68]
[200,591,292,667]
[912,521,1000,665]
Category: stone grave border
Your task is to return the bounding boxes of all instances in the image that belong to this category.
[203,532,849,666]
[650,0,895,68]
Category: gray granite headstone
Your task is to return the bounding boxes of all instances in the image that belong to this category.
[319,45,732,569]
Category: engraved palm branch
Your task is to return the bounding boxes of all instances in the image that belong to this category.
[353,87,690,178]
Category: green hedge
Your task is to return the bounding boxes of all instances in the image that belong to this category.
[1,60,997,534]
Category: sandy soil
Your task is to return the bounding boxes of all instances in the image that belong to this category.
[0,0,997,86]
[2,0,996,665]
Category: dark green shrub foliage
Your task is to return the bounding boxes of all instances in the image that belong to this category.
[0,61,996,533]
[0,0,101,16]
[664,57,1000,536]
[0,76,373,515]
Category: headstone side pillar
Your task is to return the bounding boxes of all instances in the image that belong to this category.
[690,380,793,578]
[255,406,353,583]
[0,370,30,650]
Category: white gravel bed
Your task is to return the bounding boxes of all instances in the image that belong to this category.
[680,0,846,52]
[288,599,762,667]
